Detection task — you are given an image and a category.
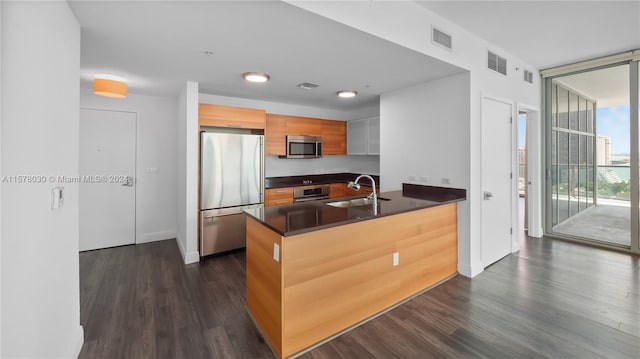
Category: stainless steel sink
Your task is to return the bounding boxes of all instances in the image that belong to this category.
[326,197,377,208]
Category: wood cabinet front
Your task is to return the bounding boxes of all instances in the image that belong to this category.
[265,114,288,155]
[265,188,294,207]
[285,116,322,137]
[246,203,458,358]
[321,120,347,155]
[329,183,347,198]
[199,103,266,129]
[265,115,347,156]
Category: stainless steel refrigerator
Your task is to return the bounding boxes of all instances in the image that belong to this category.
[200,132,264,256]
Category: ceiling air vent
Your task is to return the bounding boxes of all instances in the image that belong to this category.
[488,51,507,76]
[297,82,319,90]
[431,26,452,50]
[524,69,534,84]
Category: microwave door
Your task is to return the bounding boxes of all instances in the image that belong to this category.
[289,142,314,158]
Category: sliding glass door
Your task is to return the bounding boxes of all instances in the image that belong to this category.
[546,61,638,251]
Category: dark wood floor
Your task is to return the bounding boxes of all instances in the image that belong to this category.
[79,234,640,358]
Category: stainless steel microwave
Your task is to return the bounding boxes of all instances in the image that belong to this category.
[285,135,322,158]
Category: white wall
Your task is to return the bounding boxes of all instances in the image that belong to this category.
[381,72,470,190]
[199,93,381,177]
[79,89,178,244]
[0,2,3,355]
[291,1,541,277]
[381,72,471,276]
[1,1,83,357]
[177,82,199,264]
[265,155,379,177]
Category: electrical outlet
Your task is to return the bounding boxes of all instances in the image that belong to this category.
[419,176,430,183]
[441,177,451,185]
[393,252,399,266]
[273,243,280,262]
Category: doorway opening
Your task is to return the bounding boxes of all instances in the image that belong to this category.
[546,64,633,248]
[515,104,543,242]
[517,112,528,240]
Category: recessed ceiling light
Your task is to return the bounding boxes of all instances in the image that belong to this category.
[336,90,357,98]
[243,72,270,83]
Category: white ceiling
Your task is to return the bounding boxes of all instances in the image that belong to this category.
[70,1,640,111]
[69,1,464,111]
[556,65,630,108]
[417,1,640,70]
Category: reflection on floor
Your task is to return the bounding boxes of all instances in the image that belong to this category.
[554,202,631,246]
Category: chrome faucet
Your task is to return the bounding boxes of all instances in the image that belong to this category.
[348,174,378,214]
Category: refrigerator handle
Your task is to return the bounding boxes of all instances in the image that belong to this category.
[260,136,265,202]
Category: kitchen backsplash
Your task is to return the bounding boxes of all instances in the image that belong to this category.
[265,155,380,177]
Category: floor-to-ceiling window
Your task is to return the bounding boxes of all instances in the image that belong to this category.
[544,55,639,253]
[549,82,598,229]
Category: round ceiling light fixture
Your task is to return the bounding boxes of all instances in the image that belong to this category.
[242,72,271,83]
[336,90,357,98]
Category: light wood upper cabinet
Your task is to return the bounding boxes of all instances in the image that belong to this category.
[321,120,347,155]
[285,116,322,137]
[265,115,347,156]
[199,103,266,129]
[265,114,288,155]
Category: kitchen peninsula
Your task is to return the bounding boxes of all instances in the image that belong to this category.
[244,184,466,358]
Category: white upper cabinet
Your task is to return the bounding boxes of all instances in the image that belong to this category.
[347,116,380,155]
[367,117,380,155]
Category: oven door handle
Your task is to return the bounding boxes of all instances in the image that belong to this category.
[294,195,330,203]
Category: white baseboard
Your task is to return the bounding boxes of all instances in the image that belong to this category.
[458,263,483,278]
[70,325,84,358]
[175,236,200,265]
[528,226,544,238]
[184,250,200,264]
[137,230,176,244]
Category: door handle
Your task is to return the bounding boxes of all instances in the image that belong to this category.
[484,191,494,200]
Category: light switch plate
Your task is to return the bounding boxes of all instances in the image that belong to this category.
[273,243,280,262]
[393,252,399,266]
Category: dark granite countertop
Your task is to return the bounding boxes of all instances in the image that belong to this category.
[245,184,466,236]
[265,172,380,189]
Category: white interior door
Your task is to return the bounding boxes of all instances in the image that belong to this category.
[79,109,136,251]
[482,98,513,267]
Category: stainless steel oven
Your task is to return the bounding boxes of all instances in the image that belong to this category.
[285,135,322,158]
[293,184,330,202]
